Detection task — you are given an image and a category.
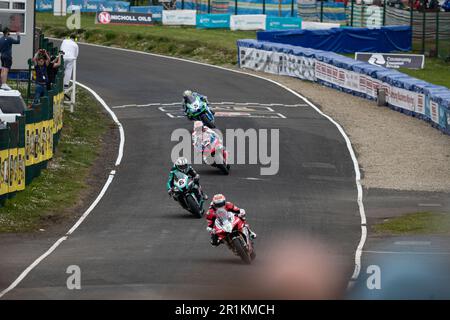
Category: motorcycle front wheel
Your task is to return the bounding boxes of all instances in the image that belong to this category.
[186,194,203,219]
[232,237,252,264]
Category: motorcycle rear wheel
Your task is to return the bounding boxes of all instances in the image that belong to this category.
[200,113,216,129]
[232,237,251,264]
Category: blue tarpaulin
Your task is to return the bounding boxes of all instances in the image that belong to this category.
[256,26,412,53]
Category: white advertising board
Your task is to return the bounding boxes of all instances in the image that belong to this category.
[162,10,196,26]
[230,15,266,31]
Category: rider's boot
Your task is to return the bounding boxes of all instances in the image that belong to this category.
[210,234,220,246]
[246,225,257,239]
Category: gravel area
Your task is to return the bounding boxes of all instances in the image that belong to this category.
[238,68,450,192]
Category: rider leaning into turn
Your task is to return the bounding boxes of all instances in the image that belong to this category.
[206,194,257,246]
[182,90,215,120]
[167,157,208,201]
[192,121,220,150]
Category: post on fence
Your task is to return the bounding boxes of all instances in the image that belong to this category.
[235,0,238,15]
[70,60,77,112]
[263,0,266,14]
[320,0,324,22]
[208,0,211,13]
[436,9,439,55]
[182,0,184,9]
[350,0,354,27]
[382,0,386,26]
[291,0,294,17]
[409,0,413,28]
[27,59,32,105]
[422,8,426,54]
[279,0,282,16]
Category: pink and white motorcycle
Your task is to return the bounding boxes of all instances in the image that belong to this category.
[193,133,230,175]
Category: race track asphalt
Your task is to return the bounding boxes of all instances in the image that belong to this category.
[1,43,362,299]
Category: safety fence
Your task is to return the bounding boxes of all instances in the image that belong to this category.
[0,36,65,205]
[237,39,450,135]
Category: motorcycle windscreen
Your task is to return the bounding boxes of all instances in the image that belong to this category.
[215,209,234,233]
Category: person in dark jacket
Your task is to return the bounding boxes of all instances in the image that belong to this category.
[0,27,20,90]
[32,49,50,105]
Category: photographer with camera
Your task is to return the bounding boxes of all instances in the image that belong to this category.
[32,48,50,105]
[47,51,63,90]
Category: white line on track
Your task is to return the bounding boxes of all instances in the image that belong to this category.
[364,250,450,255]
[0,82,124,299]
[17,39,367,290]
[112,102,307,109]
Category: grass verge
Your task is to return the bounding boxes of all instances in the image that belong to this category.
[37,12,256,66]
[0,88,113,233]
[373,212,450,235]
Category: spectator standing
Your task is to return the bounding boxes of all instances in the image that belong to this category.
[47,53,62,90]
[60,34,79,88]
[0,27,20,90]
[32,49,50,105]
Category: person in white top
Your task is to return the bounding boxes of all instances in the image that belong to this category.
[60,34,79,87]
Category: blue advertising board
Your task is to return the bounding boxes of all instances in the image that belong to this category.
[130,6,163,21]
[36,0,53,11]
[196,14,231,29]
[36,0,130,13]
[266,16,302,30]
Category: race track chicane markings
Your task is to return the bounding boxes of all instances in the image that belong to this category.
[160,104,287,119]
[112,102,308,119]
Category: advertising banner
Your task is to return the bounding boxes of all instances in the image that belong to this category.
[266,16,302,31]
[356,53,425,70]
[301,21,340,30]
[196,14,231,29]
[36,0,54,12]
[162,10,196,26]
[230,14,266,31]
[130,6,163,21]
[239,47,315,81]
[96,11,153,26]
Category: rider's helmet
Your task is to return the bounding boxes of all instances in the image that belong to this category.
[212,194,226,208]
[193,121,203,133]
[174,157,189,173]
[183,90,193,103]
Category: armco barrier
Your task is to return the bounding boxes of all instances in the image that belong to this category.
[0,38,65,205]
[256,26,412,53]
[237,39,450,135]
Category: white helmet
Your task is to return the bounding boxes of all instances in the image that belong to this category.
[183,90,192,98]
[193,121,203,132]
[212,194,226,208]
[175,157,189,173]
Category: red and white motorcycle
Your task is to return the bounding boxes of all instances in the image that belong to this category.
[212,208,256,264]
[193,133,230,175]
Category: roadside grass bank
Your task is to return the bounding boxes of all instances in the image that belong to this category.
[373,211,450,235]
[37,12,256,66]
[0,88,113,233]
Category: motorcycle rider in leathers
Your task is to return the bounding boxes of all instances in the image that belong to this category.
[167,157,208,207]
[206,194,257,246]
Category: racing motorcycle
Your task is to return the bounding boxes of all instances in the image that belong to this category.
[194,134,230,175]
[185,95,216,129]
[213,208,256,264]
[172,171,205,218]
